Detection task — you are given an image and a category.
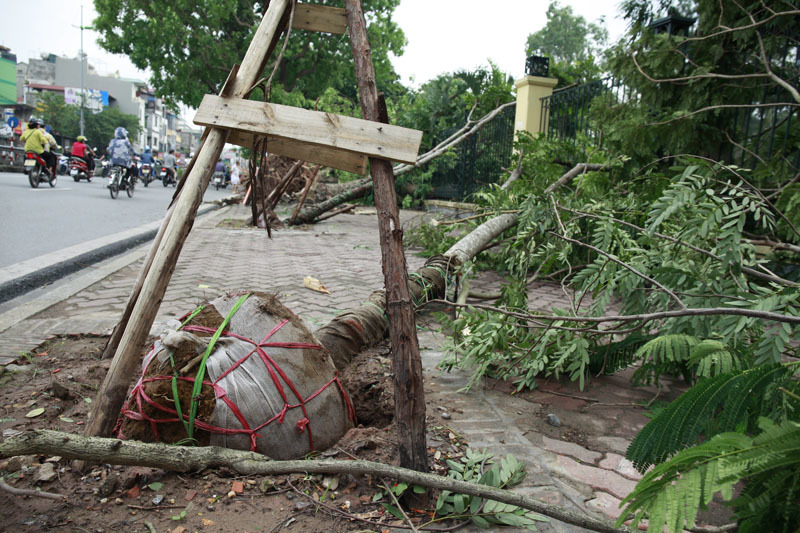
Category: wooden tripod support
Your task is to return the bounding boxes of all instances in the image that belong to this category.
[85,0,428,474]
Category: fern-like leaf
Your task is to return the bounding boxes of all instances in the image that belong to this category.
[689,339,740,378]
[631,334,698,384]
[626,363,793,471]
[618,419,800,533]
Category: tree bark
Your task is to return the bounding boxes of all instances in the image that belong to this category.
[345,0,427,476]
[0,430,627,533]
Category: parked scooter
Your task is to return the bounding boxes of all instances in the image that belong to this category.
[69,156,93,182]
[23,151,56,188]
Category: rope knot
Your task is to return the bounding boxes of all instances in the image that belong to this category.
[296,417,310,433]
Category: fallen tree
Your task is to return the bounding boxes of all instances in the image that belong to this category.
[317,212,519,369]
[287,101,517,226]
[0,429,627,533]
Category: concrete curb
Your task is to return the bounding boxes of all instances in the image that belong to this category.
[0,202,223,304]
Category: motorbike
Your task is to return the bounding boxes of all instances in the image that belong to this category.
[69,156,93,182]
[159,165,176,187]
[100,159,111,177]
[212,170,227,190]
[107,165,134,199]
[140,163,153,187]
[23,151,56,188]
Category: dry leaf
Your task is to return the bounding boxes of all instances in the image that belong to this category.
[303,276,331,294]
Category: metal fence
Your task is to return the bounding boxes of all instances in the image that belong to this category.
[539,76,799,174]
[430,103,517,200]
[539,77,635,142]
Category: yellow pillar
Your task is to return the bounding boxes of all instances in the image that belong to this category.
[514,75,558,137]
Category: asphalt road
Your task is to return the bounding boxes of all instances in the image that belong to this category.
[0,170,232,269]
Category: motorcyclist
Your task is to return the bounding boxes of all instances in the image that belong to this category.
[20,118,55,175]
[42,125,60,177]
[164,149,177,182]
[140,146,154,166]
[106,127,134,181]
[71,135,95,174]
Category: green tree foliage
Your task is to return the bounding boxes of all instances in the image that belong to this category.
[93,0,407,108]
[525,1,608,86]
[596,0,800,184]
[619,363,800,533]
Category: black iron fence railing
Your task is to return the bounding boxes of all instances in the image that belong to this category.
[540,76,799,174]
[540,77,636,142]
[430,103,517,200]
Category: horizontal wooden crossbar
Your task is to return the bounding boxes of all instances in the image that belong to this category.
[293,4,347,34]
[226,130,368,175]
[193,95,423,165]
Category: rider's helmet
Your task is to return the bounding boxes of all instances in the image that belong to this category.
[77,135,87,142]
[144,145,151,151]
[30,117,43,127]
[114,127,128,139]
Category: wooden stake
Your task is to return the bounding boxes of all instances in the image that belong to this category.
[344,0,428,474]
[84,0,292,440]
[289,165,321,224]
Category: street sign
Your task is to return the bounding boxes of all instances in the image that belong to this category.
[7,116,18,128]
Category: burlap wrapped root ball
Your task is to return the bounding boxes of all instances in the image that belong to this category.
[118,292,355,460]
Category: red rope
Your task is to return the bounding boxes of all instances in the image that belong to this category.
[117,319,356,453]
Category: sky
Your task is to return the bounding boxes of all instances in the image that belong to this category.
[1,0,629,103]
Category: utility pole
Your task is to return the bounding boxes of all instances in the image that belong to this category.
[74,6,94,136]
[79,5,85,136]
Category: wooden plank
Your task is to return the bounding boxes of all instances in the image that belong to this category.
[193,94,422,165]
[293,3,347,34]
[226,130,367,175]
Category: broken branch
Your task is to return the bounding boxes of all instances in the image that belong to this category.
[0,430,626,533]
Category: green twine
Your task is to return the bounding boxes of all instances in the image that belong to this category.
[185,293,251,440]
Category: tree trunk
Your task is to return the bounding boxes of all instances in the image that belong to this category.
[317,213,519,369]
[0,430,626,533]
[345,0,427,476]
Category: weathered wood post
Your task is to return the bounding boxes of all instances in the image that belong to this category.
[344,0,428,474]
[84,0,292,439]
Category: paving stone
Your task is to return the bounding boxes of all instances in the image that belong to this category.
[541,436,602,465]
[548,455,637,500]
[596,436,631,455]
[598,453,643,481]
[585,491,624,520]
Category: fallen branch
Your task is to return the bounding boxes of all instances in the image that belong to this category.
[423,300,800,326]
[0,479,66,500]
[0,430,626,533]
[499,148,525,190]
[544,163,607,194]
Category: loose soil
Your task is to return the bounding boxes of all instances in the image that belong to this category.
[0,331,730,532]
